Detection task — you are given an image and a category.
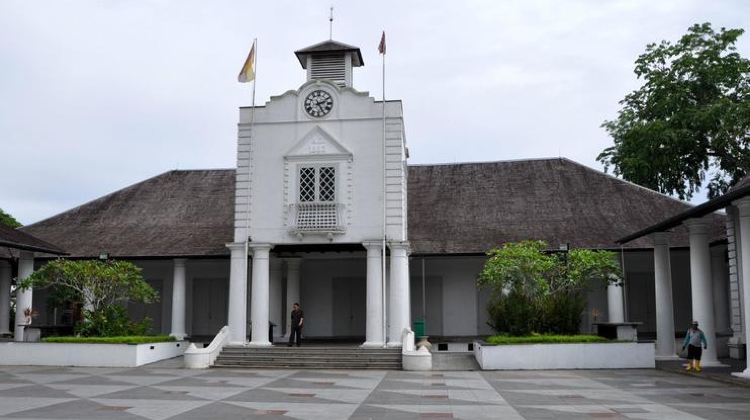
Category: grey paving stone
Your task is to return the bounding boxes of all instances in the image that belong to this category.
[1,365,749,419]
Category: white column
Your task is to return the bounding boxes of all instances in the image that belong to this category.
[284,258,301,338]
[14,251,34,342]
[607,282,625,323]
[733,198,750,378]
[226,242,248,345]
[269,258,282,341]
[711,245,730,333]
[387,242,410,347]
[0,261,11,336]
[685,218,721,366]
[362,241,384,347]
[653,232,678,359]
[170,258,187,340]
[249,243,272,346]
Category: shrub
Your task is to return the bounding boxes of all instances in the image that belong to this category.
[485,334,608,345]
[487,291,539,336]
[538,292,588,335]
[75,305,152,337]
[479,240,621,337]
[43,335,174,344]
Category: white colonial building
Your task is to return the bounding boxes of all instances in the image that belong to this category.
[227,40,409,347]
[3,38,749,375]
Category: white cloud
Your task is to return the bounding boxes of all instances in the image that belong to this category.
[1,0,748,223]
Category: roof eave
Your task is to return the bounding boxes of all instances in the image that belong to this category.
[616,185,750,244]
[0,240,67,255]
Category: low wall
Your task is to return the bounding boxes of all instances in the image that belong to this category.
[0,341,186,367]
[184,326,229,369]
[474,341,655,370]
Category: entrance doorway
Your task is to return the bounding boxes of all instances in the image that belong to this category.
[192,278,228,336]
[332,277,366,339]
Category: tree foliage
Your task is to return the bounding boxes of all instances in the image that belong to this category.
[0,208,22,228]
[478,241,621,336]
[18,259,158,336]
[598,23,750,200]
[19,259,157,313]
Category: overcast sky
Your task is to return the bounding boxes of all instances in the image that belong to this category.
[2,0,749,225]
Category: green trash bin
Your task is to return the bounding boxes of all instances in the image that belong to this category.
[413,318,425,337]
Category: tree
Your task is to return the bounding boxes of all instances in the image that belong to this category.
[478,241,621,335]
[0,208,21,228]
[18,259,158,336]
[598,23,750,200]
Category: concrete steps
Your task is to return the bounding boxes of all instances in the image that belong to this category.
[214,345,402,370]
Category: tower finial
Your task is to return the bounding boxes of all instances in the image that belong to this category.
[329,6,334,40]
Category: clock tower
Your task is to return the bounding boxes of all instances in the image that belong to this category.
[226,38,409,348]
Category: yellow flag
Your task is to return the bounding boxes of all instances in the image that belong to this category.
[238,42,255,83]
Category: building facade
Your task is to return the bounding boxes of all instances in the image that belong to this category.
[6,38,741,361]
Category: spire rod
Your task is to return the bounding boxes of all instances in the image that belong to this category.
[329,6,334,40]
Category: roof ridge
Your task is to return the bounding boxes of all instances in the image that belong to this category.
[407,157,569,167]
[560,159,696,209]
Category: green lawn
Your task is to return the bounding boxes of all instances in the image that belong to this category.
[42,335,175,344]
[485,334,609,345]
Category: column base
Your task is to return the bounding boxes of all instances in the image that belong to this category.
[655,354,682,361]
[696,359,728,367]
[247,341,273,347]
[361,341,386,348]
[170,333,187,341]
[386,341,403,348]
[228,340,247,346]
[731,369,750,379]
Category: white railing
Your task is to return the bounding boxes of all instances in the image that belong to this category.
[401,327,432,371]
[288,202,345,234]
[184,325,229,369]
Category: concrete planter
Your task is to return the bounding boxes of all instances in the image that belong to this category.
[0,341,186,367]
[474,341,655,370]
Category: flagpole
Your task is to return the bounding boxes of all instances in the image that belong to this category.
[381,32,387,349]
[244,38,258,345]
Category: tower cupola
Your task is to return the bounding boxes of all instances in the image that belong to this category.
[294,40,364,88]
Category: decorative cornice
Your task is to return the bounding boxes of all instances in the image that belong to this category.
[683,218,710,235]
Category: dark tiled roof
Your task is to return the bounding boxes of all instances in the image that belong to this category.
[21,159,725,258]
[294,40,364,68]
[732,174,750,191]
[408,159,725,253]
[0,223,65,255]
[22,170,234,258]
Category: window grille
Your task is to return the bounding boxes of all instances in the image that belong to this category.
[292,165,342,233]
[319,166,336,202]
[299,167,316,202]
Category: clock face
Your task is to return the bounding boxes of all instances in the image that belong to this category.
[304,90,334,118]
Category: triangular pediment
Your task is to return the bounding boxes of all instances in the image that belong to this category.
[285,126,352,160]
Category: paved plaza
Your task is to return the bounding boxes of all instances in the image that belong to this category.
[1,363,750,419]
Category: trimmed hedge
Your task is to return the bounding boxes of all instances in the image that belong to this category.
[42,335,175,344]
[485,334,608,345]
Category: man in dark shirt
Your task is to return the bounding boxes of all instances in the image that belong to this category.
[288,303,304,347]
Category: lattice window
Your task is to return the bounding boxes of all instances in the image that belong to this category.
[319,166,336,202]
[299,167,316,202]
[298,165,335,203]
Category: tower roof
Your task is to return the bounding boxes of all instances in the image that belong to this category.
[294,40,364,68]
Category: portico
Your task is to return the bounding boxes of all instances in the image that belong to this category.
[0,224,66,341]
[618,176,750,372]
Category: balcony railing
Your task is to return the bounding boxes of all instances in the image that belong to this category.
[288,202,345,234]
